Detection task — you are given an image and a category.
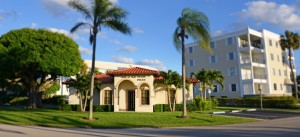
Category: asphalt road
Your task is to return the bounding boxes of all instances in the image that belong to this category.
[1,111,300,137]
[218,110,300,120]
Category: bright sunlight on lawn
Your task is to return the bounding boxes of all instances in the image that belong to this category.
[0,109,256,128]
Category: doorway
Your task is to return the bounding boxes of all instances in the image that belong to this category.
[127,90,135,111]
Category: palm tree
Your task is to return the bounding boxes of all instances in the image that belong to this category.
[158,70,180,111]
[68,0,131,120]
[173,8,210,118]
[280,30,299,99]
[192,69,224,100]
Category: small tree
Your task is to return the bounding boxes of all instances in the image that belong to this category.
[280,30,299,99]
[0,28,82,108]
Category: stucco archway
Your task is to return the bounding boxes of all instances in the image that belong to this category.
[118,80,136,111]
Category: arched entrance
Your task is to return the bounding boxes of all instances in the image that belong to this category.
[118,80,136,111]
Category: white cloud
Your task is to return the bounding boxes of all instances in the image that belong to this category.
[112,56,135,64]
[48,28,84,41]
[39,0,71,16]
[79,46,92,55]
[109,0,119,4]
[137,59,167,71]
[31,22,37,29]
[132,27,144,34]
[212,30,227,37]
[110,39,122,46]
[117,45,137,52]
[236,1,300,30]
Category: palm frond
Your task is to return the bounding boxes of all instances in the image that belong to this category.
[68,0,92,21]
[104,20,131,35]
[173,27,181,52]
[70,22,90,33]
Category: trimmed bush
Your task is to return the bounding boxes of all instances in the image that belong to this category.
[58,105,72,111]
[218,97,299,109]
[9,97,28,105]
[50,95,67,105]
[193,97,218,111]
[153,104,163,112]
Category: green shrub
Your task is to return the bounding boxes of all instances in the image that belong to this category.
[153,104,163,112]
[58,105,72,111]
[193,97,218,111]
[218,97,298,109]
[9,97,28,105]
[163,104,170,112]
[50,95,67,105]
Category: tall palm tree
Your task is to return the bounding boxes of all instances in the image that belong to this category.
[173,8,210,118]
[280,30,299,99]
[192,69,224,100]
[68,0,131,120]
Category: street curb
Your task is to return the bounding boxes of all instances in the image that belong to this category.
[231,110,243,113]
[245,109,257,112]
[211,111,226,114]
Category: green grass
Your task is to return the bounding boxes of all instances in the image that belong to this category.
[0,108,256,128]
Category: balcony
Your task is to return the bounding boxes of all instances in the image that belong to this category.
[240,57,265,67]
[239,34,264,53]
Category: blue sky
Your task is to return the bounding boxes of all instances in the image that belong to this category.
[0,0,299,75]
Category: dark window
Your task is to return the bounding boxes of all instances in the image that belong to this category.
[141,90,149,105]
[274,83,277,90]
[188,47,193,54]
[228,52,234,60]
[210,42,215,49]
[231,84,236,92]
[104,90,112,105]
[227,37,233,45]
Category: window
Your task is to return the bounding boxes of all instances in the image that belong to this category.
[278,69,281,76]
[274,83,277,90]
[104,90,112,105]
[282,56,286,64]
[210,56,216,63]
[227,37,233,45]
[189,59,195,67]
[280,84,283,90]
[269,39,272,46]
[213,85,218,92]
[210,42,215,49]
[141,90,149,105]
[231,84,237,92]
[284,70,287,76]
[188,47,193,54]
[276,42,279,48]
[277,55,280,62]
[228,52,235,60]
[229,68,236,76]
[272,68,276,75]
[270,54,274,61]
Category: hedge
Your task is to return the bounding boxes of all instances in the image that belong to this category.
[218,97,299,109]
[58,104,114,112]
[153,104,196,112]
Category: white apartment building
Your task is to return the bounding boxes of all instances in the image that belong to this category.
[186,28,296,98]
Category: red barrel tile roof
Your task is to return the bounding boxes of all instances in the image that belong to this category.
[107,67,160,76]
[94,74,114,83]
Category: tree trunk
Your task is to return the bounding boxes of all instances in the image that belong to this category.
[88,29,97,120]
[181,30,187,118]
[172,91,176,112]
[27,81,37,109]
[204,87,207,100]
[288,48,298,99]
[167,90,172,112]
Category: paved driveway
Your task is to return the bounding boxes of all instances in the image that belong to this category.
[1,116,300,137]
[218,110,300,120]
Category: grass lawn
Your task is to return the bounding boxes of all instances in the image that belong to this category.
[0,108,256,128]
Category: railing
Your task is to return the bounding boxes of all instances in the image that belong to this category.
[241,57,251,64]
[252,57,265,64]
[253,74,266,79]
[241,57,265,64]
[242,74,252,80]
[240,41,264,49]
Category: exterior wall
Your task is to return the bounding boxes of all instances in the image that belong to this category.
[186,33,240,98]
[99,83,114,105]
[68,87,80,105]
[186,28,295,98]
[262,30,292,95]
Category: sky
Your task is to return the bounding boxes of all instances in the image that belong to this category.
[0,0,299,75]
